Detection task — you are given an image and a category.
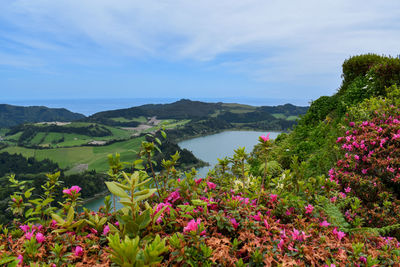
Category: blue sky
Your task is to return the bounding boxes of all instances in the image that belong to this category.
[1,0,400,106]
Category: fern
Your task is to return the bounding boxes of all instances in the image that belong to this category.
[320,203,351,230]
[348,224,400,236]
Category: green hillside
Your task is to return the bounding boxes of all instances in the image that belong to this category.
[0,104,85,127]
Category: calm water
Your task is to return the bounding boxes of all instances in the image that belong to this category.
[178,130,280,177]
[84,130,280,210]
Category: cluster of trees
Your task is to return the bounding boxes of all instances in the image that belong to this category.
[0,104,85,128]
[0,152,107,224]
[7,123,112,145]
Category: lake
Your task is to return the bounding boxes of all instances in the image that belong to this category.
[84,130,280,210]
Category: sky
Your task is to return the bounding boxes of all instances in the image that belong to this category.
[1,0,400,106]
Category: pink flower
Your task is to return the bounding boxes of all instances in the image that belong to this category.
[166,190,181,203]
[17,255,23,264]
[25,231,34,240]
[103,225,110,235]
[344,187,351,193]
[361,169,368,174]
[183,219,201,233]
[359,256,367,263]
[270,194,278,203]
[230,218,239,229]
[62,188,71,195]
[115,221,119,227]
[74,246,83,257]
[305,204,314,214]
[252,212,262,221]
[206,182,216,190]
[332,228,346,241]
[35,232,45,243]
[63,186,81,196]
[20,224,30,233]
[70,186,81,194]
[330,196,337,203]
[260,133,270,142]
[195,178,203,185]
[320,220,331,227]
[277,238,285,250]
[90,228,98,235]
[264,219,270,230]
[349,122,355,127]
[50,220,58,228]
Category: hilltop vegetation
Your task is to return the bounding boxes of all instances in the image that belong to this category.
[0,104,85,128]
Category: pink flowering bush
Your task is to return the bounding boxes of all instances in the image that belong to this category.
[333,105,400,231]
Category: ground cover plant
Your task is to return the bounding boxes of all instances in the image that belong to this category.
[1,126,400,266]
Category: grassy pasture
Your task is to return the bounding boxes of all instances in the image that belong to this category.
[1,136,144,172]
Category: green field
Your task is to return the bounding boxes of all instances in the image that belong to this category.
[1,136,145,172]
[3,122,134,148]
[110,116,147,123]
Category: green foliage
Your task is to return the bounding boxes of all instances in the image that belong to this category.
[107,233,167,267]
[0,104,84,128]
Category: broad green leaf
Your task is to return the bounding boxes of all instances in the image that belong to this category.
[66,206,75,224]
[51,213,65,224]
[106,182,129,198]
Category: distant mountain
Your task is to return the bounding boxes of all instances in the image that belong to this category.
[0,104,86,128]
[89,99,222,120]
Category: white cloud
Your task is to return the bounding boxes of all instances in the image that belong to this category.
[1,0,400,89]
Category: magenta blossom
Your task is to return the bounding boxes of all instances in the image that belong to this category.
[19,224,30,233]
[25,231,34,240]
[252,212,262,221]
[269,194,278,203]
[344,187,351,193]
[260,133,270,142]
[333,228,346,241]
[230,218,239,229]
[305,204,314,214]
[166,190,181,203]
[183,219,202,233]
[195,178,203,185]
[74,246,84,257]
[63,185,81,196]
[103,225,110,235]
[263,219,270,230]
[320,220,331,227]
[17,255,23,264]
[206,182,216,190]
[35,232,45,243]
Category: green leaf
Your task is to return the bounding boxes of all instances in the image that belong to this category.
[51,213,65,224]
[66,206,75,224]
[0,256,17,265]
[106,182,129,198]
[161,131,167,139]
[155,137,162,146]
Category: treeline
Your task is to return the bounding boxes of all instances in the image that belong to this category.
[83,117,140,127]
[0,104,85,128]
[0,152,59,177]
[160,118,233,141]
[0,152,107,224]
[6,123,112,145]
[89,99,221,121]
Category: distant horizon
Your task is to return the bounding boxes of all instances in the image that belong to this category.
[1,97,310,116]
